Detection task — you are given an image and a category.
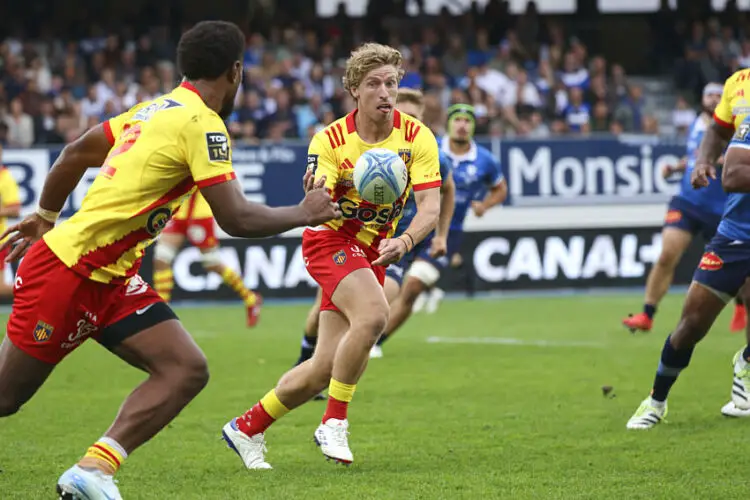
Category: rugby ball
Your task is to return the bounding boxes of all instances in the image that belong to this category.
[353,148,409,205]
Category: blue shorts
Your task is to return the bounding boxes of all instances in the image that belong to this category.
[417,230,465,270]
[693,233,750,299]
[664,196,721,241]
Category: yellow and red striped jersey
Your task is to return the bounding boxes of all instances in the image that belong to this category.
[0,166,20,243]
[173,190,213,221]
[44,82,236,284]
[714,68,750,131]
[307,109,441,250]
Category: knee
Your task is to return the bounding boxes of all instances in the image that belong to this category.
[656,249,679,269]
[352,306,389,340]
[161,352,210,397]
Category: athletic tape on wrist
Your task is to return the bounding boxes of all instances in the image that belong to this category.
[36,207,59,223]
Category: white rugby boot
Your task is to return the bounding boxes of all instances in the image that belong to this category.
[221,418,272,470]
[626,397,668,429]
[314,418,353,465]
[729,349,750,410]
[56,465,122,500]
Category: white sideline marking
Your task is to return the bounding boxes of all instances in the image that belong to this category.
[426,336,603,348]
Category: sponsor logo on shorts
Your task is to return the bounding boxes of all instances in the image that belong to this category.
[664,209,682,224]
[187,224,207,244]
[699,251,723,271]
[350,244,367,259]
[146,208,172,236]
[737,122,750,141]
[333,249,347,265]
[33,320,54,343]
[62,316,99,349]
[125,275,149,296]
[206,132,230,162]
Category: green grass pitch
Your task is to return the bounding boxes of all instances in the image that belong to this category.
[0,293,747,499]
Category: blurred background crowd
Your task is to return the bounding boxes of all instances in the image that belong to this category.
[0,0,747,146]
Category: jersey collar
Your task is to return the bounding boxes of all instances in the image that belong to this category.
[440,135,477,163]
[179,81,201,98]
[345,109,402,134]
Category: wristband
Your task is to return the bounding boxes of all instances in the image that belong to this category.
[36,207,60,224]
[402,232,415,250]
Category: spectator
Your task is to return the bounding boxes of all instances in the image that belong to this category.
[615,84,646,132]
[700,37,731,88]
[563,87,590,133]
[4,98,34,147]
[560,51,590,90]
[672,95,698,136]
[80,84,103,121]
[267,88,298,139]
[34,98,62,145]
[590,101,611,133]
[442,35,468,83]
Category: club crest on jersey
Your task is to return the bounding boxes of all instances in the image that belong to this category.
[698,251,723,271]
[398,149,412,166]
[206,132,230,162]
[146,208,172,236]
[33,320,54,343]
[664,210,682,224]
[333,249,347,265]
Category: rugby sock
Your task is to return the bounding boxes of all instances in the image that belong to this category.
[221,266,256,306]
[651,335,694,402]
[295,334,317,366]
[236,389,289,437]
[79,437,127,475]
[643,304,657,320]
[153,269,174,302]
[323,379,356,423]
[743,345,750,363]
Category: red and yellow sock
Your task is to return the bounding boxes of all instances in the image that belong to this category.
[153,269,174,302]
[237,389,289,437]
[79,438,127,475]
[220,266,256,306]
[323,379,356,423]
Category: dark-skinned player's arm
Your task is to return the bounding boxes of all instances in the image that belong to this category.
[0,122,116,261]
[190,120,340,239]
[373,136,441,266]
[692,80,735,188]
[722,121,750,192]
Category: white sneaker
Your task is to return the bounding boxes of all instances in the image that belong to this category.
[221,419,272,470]
[721,400,750,417]
[412,292,427,313]
[425,288,445,314]
[731,349,750,410]
[314,418,353,464]
[57,465,122,500]
[626,397,668,429]
[369,345,383,359]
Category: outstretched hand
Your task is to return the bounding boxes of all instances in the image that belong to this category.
[0,213,55,262]
[300,175,341,226]
[691,163,717,189]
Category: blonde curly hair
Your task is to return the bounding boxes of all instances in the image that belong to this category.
[343,43,405,97]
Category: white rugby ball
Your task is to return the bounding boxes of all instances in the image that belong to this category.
[353,148,409,205]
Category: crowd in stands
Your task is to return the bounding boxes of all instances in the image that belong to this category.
[0,1,741,147]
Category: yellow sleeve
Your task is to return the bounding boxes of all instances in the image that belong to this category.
[0,169,20,208]
[410,125,442,192]
[307,132,339,193]
[714,76,735,129]
[181,112,237,188]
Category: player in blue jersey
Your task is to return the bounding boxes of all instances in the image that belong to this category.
[621,83,749,332]
[373,104,507,354]
[292,89,456,376]
[626,113,750,429]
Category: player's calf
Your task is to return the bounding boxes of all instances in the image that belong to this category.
[0,338,54,418]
